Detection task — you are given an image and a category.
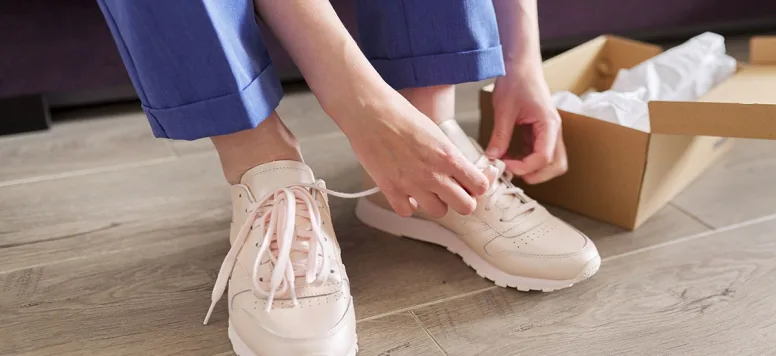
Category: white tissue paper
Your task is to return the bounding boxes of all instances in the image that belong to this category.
[552,32,737,132]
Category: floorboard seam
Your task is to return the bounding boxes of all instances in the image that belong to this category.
[667,202,717,230]
[409,310,449,356]
[604,211,776,262]
[356,287,498,323]
[0,131,350,189]
[0,222,122,250]
[0,232,225,275]
[0,157,177,188]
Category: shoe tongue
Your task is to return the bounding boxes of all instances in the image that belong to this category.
[241,161,326,291]
[240,160,316,200]
[438,119,483,163]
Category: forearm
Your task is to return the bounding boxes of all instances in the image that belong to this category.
[254,0,394,126]
[492,0,543,78]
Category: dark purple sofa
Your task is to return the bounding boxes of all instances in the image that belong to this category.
[2,0,776,135]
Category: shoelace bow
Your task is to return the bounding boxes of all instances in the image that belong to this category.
[203,159,532,324]
[203,181,378,325]
[475,156,537,222]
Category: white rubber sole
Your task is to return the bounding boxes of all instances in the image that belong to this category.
[228,324,358,356]
[355,198,600,292]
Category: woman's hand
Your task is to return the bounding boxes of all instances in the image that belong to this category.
[254,0,488,217]
[486,71,567,184]
[343,94,490,218]
[489,0,568,184]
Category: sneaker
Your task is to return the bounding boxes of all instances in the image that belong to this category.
[204,160,360,356]
[356,120,601,292]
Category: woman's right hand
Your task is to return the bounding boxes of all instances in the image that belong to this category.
[339,94,490,218]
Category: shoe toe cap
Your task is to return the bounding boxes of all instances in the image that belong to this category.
[486,218,600,281]
[230,291,357,355]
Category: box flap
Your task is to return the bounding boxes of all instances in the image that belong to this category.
[539,35,661,94]
[542,36,608,94]
[648,65,776,140]
[751,36,776,65]
[597,36,663,90]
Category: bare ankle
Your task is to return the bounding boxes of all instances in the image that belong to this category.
[399,85,456,124]
[211,112,303,184]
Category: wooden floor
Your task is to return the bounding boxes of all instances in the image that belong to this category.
[3,38,776,356]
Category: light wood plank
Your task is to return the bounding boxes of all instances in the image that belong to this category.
[0,239,232,356]
[0,103,173,183]
[0,153,228,270]
[0,132,349,272]
[549,204,709,257]
[1,128,710,319]
[673,138,776,227]
[413,218,776,356]
[0,238,442,355]
[357,313,445,356]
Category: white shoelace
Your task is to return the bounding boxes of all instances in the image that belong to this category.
[203,181,379,325]
[475,156,538,222]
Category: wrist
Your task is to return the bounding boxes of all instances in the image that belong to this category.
[504,53,544,80]
[496,63,554,104]
[318,80,398,133]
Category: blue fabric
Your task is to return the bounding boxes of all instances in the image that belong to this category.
[358,0,505,89]
[98,0,504,140]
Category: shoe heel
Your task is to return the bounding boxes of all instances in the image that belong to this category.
[355,198,462,251]
[355,198,405,237]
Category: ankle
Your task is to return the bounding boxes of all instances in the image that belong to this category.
[399,85,456,124]
[211,112,303,184]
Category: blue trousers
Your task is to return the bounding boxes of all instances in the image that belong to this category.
[98,0,505,140]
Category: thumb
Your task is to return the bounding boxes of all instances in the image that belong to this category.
[486,113,516,159]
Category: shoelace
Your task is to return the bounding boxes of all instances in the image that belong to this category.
[475,156,537,222]
[203,181,379,325]
[203,158,531,324]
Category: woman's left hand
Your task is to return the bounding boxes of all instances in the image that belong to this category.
[486,71,568,185]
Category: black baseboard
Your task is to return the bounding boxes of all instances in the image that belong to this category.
[0,94,51,136]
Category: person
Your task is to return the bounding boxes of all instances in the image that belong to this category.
[97,0,601,355]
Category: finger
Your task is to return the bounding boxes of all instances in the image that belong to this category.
[381,185,416,218]
[434,177,477,215]
[412,191,448,219]
[448,157,489,197]
[486,113,517,159]
[522,131,569,184]
[504,119,559,175]
[522,161,566,185]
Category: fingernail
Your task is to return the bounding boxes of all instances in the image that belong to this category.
[485,147,499,157]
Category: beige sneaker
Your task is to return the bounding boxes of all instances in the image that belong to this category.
[356,120,600,292]
[204,161,358,356]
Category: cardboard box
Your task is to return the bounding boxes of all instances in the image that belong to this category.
[479,35,776,230]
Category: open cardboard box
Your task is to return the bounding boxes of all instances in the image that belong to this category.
[479,35,776,230]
